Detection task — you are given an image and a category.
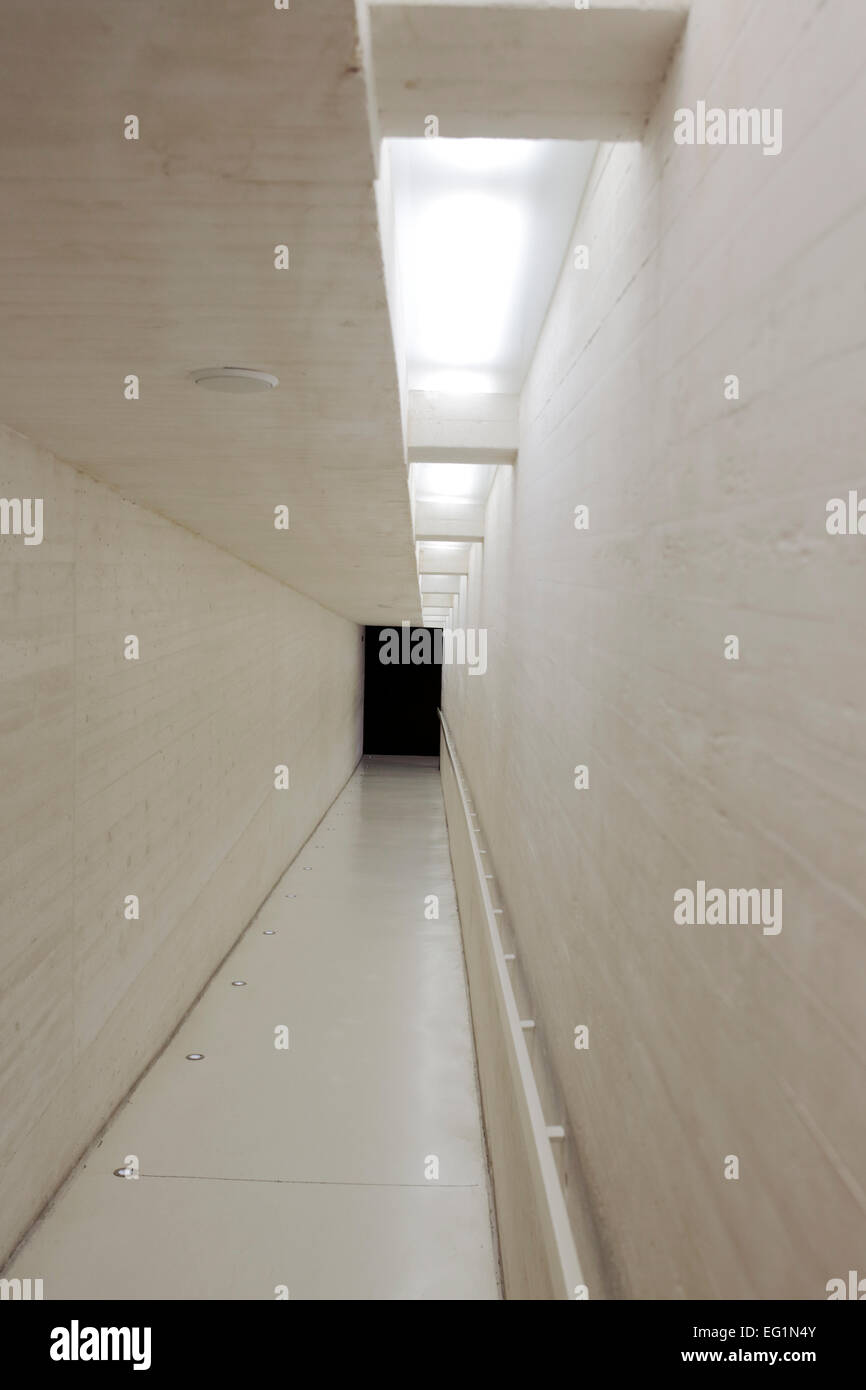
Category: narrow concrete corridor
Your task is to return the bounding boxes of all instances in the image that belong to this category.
[2,0,865,1331]
[6,759,499,1300]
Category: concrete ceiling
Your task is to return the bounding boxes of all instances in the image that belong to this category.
[0,0,421,624]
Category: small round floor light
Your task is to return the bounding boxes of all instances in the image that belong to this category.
[185,1052,205,1061]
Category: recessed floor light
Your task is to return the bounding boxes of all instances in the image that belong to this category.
[263,929,276,935]
[231,980,247,987]
[192,367,278,394]
[185,1053,205,1061]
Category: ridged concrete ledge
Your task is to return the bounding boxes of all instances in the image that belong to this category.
[439,712,584,1300]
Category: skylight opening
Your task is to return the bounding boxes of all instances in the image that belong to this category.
[386,136,597,396]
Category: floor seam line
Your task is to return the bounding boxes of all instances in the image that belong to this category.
[129,1174,482,1190]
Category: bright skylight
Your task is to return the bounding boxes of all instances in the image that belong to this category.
[387,137,597,395]
[412,462,497,503]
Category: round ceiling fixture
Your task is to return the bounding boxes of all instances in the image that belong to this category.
[192,367,278,394]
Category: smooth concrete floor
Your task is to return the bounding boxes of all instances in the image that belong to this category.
[7,758,501,1300]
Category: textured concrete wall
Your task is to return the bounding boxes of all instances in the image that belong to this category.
[443,0,866,1299]
[0,424,363,1263]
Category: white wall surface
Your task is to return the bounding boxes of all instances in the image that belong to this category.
[443,0,866,1299]
[0,424,363,1263]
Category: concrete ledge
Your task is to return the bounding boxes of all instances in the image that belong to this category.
[439,713,584,1299]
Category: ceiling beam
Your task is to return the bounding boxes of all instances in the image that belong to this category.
[369,1,689,142]
[408,390,518,465]
[413,497,485,543]
[418,543,472,575]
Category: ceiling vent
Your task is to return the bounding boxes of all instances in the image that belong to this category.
[192,367,279,394]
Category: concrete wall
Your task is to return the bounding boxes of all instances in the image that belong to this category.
[0,424,363,1263]
[444,0,866,1299]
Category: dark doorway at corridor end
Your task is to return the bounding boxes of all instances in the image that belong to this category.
[363,626,442,756]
